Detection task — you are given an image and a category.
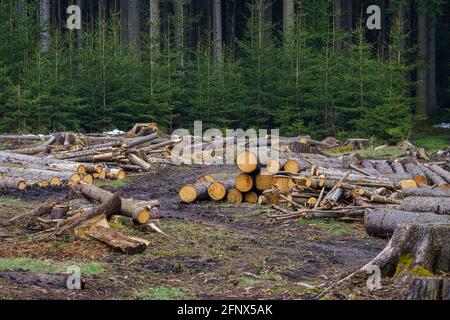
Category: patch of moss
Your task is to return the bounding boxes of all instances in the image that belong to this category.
[133,286,190,300]
[395,254,434,277]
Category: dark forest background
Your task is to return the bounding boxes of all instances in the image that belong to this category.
[0,0,449,143]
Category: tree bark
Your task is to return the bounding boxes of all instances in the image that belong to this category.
[416,5,428,116]
[179,182,212,203]
[128,0,141,51]
[149,0,160,54]
[39,0,51,53]
[427,165,450,184]
[364,208,450,238]
[400,196,450,214]
[86,226,148,254]
[212,0,223,64]
[283,0,294,44]
[174,0,184,66]
[407,277,450,300]
[427,14,437,113]
[403,188,450,198]
[120,0,129,43]
[71,183,159,224]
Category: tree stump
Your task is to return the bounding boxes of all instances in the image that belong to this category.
[406,277,450,300]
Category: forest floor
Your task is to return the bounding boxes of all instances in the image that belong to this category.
[0,164,412,300]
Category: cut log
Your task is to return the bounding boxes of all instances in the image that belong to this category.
[227,188,243,204]
[54,193,121,236]
[369,195,402,205]
[8,136,56,155]
[374,161,394,174]
[320,188,343,209]
[403,188,450,198]
[86,226,148,255]
[179,182,212,203]
[0,178,27,190]
[208,180,235,201]
[128,154,151,172]
[195,175,215,184]
[272,175,290,193]
[364,208,450,238]
[235,173,254,192]
[106,168,126,180]
[236,150,260,173]
[244,192,258,203]
[427,165,450,184]
[71,183,157,224]
[404,163,428,186]
[47,162,86,174]
[255,173,273,191]
[418,164,449,188]
[0,166,80,183]
[391,161,406,174]
[400,196,450,214]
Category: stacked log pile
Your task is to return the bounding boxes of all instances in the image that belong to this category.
[7,182,162,255]
[0,124,181,191]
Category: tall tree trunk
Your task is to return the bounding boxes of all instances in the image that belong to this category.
[333,0,342,51]
[283,0,294,44]
[120,0,129,43]
[174,0,184,66]
[99,0,107,21]
[76,0,82,49]
[416,6,428,116]
[39,0,51,53]
[128,0,141,51]
[343,0,352,45]
[212,0,222,64]
[427,15,437,113]
[149,0,160,54]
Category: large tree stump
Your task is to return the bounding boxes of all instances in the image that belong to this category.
[366,224,450,277]
[406,277,450,300]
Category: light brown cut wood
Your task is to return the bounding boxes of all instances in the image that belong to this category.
[86,226,148,255]
[235,173,254,192]
[208,180,235,201]
[227,188,243,204]
[236,150,259,173]
[244,192,258,203]
[179,182,212,203]
[255,173,273,191]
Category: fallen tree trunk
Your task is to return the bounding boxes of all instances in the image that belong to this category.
[128,154,151,171]
[391,161,406,174]
[404,163,428,186]
[427,165,450,184]
[400,196,450,214]
[0,167,79,184]
[403,188,450,198]
[0,151,83,169]
[208,180,235,201]
[374,161,394,174]
[0,178,27,190]
[419,164,450,188]
[179,182,212,203]
[71,183,158,224]
[364,208,450,238]
[8,136,56,155]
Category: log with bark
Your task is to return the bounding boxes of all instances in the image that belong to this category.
[71,183,158,224]
[427,164,450,184]
[419,164,450,188]
[403,188,450,198]
[208,180,235,201]
[400,196,450,214]
[179,182,212,203]
[364,208,450,238]
[404,163,428,185]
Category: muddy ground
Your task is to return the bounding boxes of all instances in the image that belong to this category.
[0,164,406,300]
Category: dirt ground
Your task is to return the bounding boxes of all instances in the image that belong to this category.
[0,164,407,300]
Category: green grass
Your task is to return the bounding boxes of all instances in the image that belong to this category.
[0,197,33,209]
[0,257,104,275]
[413,135,450,153]
[94,179,130,188]
[298,218,356,236]
[133,286,190,300]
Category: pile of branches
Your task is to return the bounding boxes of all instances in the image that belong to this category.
[0,123,181,191]
[7,182,163,255]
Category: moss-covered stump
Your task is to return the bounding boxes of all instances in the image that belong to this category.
[406,277,450,300]
[368,224,450,278]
